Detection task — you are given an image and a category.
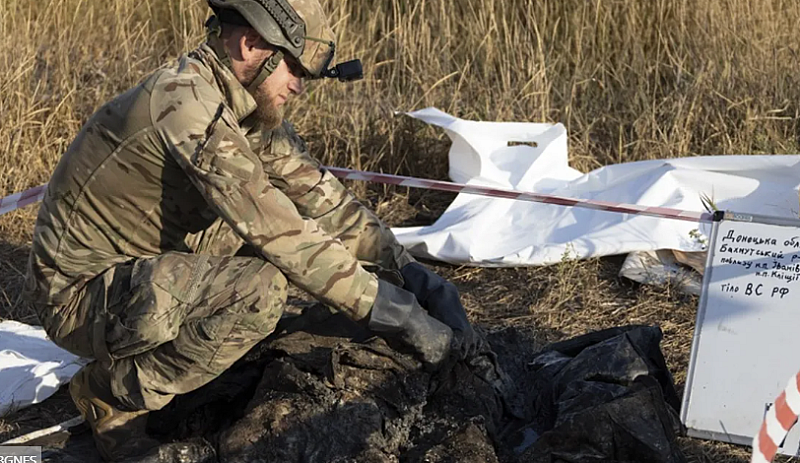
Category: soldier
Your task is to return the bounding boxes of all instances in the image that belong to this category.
[23,0,480,460]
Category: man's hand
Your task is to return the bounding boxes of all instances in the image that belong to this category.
[366,280,454,368]
[399,262,482,359]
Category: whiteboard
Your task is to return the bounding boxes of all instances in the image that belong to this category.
[683,212,800,455]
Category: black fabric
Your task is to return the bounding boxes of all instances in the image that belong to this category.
[400,262,482,358]
[505,325,686,463]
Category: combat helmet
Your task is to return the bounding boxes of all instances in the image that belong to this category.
[206,0,362,91]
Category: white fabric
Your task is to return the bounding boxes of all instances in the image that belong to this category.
[0,321,86,416]
[392,108,800,265]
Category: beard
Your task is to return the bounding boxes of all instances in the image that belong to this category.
[241,58,284,131]
[252,86,283,131]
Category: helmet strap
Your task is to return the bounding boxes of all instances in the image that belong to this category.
[246,50,284,92]
[206,15,284,93]
[205,16,233,69]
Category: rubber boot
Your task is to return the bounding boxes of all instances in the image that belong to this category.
[69,362,159,461]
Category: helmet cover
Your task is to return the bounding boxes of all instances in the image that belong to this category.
[207,0,335,78]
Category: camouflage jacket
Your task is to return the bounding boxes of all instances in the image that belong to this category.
[24,42,413,321]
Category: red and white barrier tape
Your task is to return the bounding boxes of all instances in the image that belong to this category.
[1,169,714,223]
[752,372,800,463]
[326,167,714,223]
[0,184,47,216]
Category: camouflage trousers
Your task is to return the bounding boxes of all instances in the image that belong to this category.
[41,251,287,411]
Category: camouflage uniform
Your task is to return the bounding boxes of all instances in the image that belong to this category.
[24,40,413,411]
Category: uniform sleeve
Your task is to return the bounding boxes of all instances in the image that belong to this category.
[256,121,415,272]
[151,72,377,321]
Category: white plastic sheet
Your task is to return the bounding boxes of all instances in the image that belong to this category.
[392,108,800,266]
[0,321,86,416]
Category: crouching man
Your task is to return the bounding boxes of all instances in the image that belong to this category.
[23,0,480,460]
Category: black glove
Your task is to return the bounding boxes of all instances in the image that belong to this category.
[367,280,454,368]
[400,262,482,359]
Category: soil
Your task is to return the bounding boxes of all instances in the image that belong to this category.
[28,303,683,463]
[32,304,519,462]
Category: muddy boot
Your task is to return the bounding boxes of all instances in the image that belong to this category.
[69,362,160,461]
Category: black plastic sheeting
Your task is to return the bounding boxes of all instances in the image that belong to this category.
[506,325,687,463]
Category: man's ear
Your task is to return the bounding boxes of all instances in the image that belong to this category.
[238,29,266,60]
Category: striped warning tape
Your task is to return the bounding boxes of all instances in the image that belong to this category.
[326,167,714,223]
[1,169,715,223]
[752,372,800,463]
[0,184,47,216]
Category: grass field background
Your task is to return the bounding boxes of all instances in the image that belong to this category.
[3,0,800,460]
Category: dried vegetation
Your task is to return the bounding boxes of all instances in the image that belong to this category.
[3,0,800,461]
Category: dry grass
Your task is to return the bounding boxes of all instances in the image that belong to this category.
[4,0,800,460]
